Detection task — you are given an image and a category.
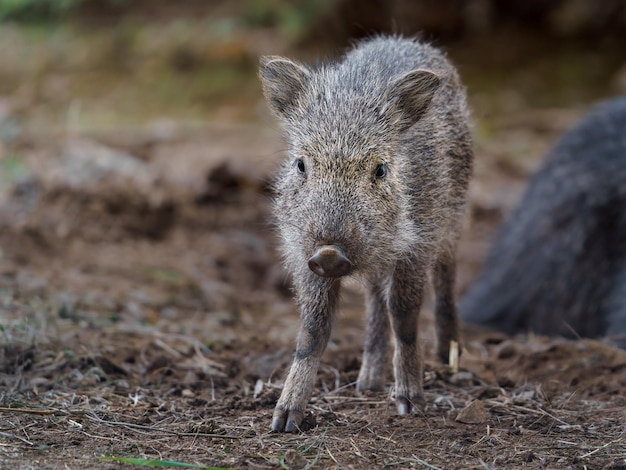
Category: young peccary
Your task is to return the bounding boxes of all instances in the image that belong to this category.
[259,36,472,432]
[461,96,626,349]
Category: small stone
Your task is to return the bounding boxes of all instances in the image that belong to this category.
[456,399,488,424]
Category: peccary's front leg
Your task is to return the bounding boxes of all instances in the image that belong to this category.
[388,256,427,415]
[434,252,461,364]
[356,281,390,392]
[272,275,340,432]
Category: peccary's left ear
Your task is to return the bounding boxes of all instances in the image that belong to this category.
[387,69,440,131]
[259,56,310,120]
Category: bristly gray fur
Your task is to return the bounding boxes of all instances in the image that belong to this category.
[461,96,626,350]
[260,35,473,432]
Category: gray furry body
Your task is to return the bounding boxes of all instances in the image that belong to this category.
[260,36,472,432]
[461,96,626,349]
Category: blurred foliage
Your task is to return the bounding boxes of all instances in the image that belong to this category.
[0,0,621,134]
[0,0,80,20]
[0,152,32,196]
[0,153,30,185]
[241,0,332,36]
[0,0,330,35]
[0,0,123,21]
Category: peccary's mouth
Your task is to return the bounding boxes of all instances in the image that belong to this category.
[307,245,354,278]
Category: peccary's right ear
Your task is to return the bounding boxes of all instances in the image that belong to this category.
[259,56,310,119]
[387,69,440,131]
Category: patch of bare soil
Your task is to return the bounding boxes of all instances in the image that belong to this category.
[1,114,625,469]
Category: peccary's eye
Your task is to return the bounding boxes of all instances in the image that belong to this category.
[295,158,306,174]
[374,163,388,179]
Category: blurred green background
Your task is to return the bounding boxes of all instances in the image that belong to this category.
[0,0,624,138]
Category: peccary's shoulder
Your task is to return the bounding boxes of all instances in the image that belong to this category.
[522,96,626,211]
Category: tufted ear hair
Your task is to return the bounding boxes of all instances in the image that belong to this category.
[386,69,440,131]
[259,56,310,120]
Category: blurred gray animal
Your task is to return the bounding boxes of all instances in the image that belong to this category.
[461,96,626,349]
[259,36,473,432]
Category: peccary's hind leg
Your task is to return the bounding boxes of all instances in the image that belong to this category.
[434,251,461,364]
[388,256,427,414]
[356,281,390,392]
[272,275,340,432]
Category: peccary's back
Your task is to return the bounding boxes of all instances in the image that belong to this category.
[341,37,458,85]
[461,96,626,348]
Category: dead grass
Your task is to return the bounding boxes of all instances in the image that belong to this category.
[1,296,625,470]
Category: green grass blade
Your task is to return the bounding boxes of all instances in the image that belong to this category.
[98,456,231,469]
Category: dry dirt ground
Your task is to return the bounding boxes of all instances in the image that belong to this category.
[1,108,625,470]
[0,18,625,466]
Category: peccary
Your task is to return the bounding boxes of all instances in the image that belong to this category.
[461,96,626,349]
[259,36,472,432]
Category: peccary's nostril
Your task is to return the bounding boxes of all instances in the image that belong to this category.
[308,245,354,278]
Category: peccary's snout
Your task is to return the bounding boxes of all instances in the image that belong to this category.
[308,245,354,278]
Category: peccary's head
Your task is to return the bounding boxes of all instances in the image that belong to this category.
[260,55,440,279]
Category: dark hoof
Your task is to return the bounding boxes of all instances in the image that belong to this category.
[394,393,425,415]
[271,407,304,433]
